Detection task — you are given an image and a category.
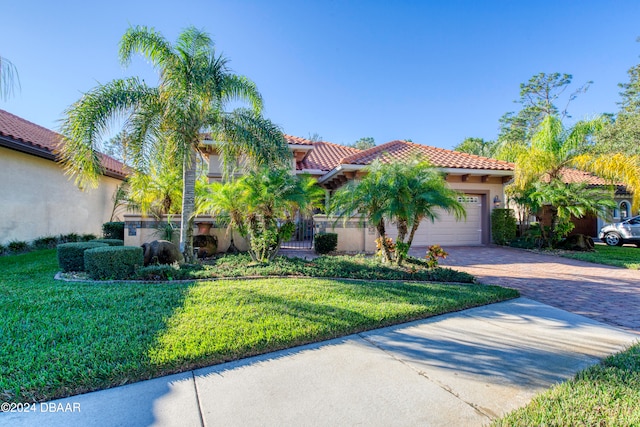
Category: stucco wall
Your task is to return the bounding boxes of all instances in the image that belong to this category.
[0,147,124,244]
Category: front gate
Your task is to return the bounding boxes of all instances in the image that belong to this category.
[281,218,314,249]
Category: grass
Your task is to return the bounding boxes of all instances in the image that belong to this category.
[0,249,517,404]
[492,343,640,426]
[559,245,640,269]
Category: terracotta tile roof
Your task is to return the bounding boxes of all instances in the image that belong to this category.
[298,141,362,171]
[558,168,629,194]
[284,134,314,146]
[340,139,514,171]
[0,108,127,179]
[559,168,613,185]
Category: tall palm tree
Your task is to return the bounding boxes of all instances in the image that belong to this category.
[0,55,20,100]
[59,26,290,262]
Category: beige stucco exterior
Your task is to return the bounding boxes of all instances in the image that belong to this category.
[0,146,125,244]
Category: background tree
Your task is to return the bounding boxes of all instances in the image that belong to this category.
[0,55,20,100]
[350,137,375,150]
[594,62,640,156]
[453,137,497,158]
[60,26,290,262]
[495,73,591,161]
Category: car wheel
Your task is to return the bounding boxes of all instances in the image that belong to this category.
[604,232,623,246]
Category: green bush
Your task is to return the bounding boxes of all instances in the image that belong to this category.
[102,222,125,240]
[7,240,30,254]
[491,208,517,246]
[32,236,59,250]
[58,233,81,243]
[91,239,124,246]
[84,246,144,280]
[81,234,98,242]
[57,242,109,272]
[314,233,338,254]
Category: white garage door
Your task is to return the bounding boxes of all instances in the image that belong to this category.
[387,195,482,246]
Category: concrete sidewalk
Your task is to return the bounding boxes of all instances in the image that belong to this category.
[3,298,637,427]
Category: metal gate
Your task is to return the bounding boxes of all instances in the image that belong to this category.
[281,218,314,249]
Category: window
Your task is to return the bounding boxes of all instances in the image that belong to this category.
[620,201,630,220]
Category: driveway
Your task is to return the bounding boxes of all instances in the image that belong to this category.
[410,246,640,332]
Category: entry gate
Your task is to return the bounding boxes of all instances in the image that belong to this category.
[281,218,314,249]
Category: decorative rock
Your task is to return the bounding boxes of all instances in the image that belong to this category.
[141,240,184,266]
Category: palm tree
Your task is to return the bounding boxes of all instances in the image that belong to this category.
[0,55,20,100]
[196,179,248,253]
[59,26,290,262]
[402,162,466,252]
[329,160,395,262]
[511,115,640,245]
[242,168,322,262]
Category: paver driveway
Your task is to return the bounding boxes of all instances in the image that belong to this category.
[409,246,640,332]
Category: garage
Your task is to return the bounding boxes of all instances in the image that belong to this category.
[387,195,483,246]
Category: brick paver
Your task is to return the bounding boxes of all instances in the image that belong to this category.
[410,246,640,332]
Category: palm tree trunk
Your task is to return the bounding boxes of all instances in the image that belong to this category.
[395,219,409,265]
[406,215,422,249]
[180,149,197,263]
[375,221,392,263]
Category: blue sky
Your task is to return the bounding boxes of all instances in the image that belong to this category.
[3,1,640,149]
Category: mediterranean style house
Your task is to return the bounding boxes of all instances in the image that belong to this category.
[204,135,515,252]
[0,109,127,245]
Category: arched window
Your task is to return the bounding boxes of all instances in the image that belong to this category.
[620,201,630,220]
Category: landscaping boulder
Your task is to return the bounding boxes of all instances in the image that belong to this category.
[193,234,218,258]
[558,234,595,252]
[141,240,184,266]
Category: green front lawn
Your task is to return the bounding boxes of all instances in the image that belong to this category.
[560,245,640,269]
[492,343,640,426]
[0,250,517,404]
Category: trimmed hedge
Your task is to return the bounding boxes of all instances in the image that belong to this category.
[491,208,517,246]
[84,246,144,280]
[91,239,124,246]
[314,233,338,254]
[102,222,125,240]
[57,242,109,272]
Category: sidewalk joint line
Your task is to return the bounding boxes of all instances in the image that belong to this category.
[191,371,206,427]
[358,333,493,422]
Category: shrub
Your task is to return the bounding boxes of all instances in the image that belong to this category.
[425,245,448,269]
[7,240,30,254]
[91,239,124,246]
[491,208,517,246]
[102,222,125,240]
[57,242,109,272]
[314,233,338,254]
[32,236,59,250]
[81,234,98,242]
[0,244,5,255]
[58,233,81,243]
[84,246,144,280]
